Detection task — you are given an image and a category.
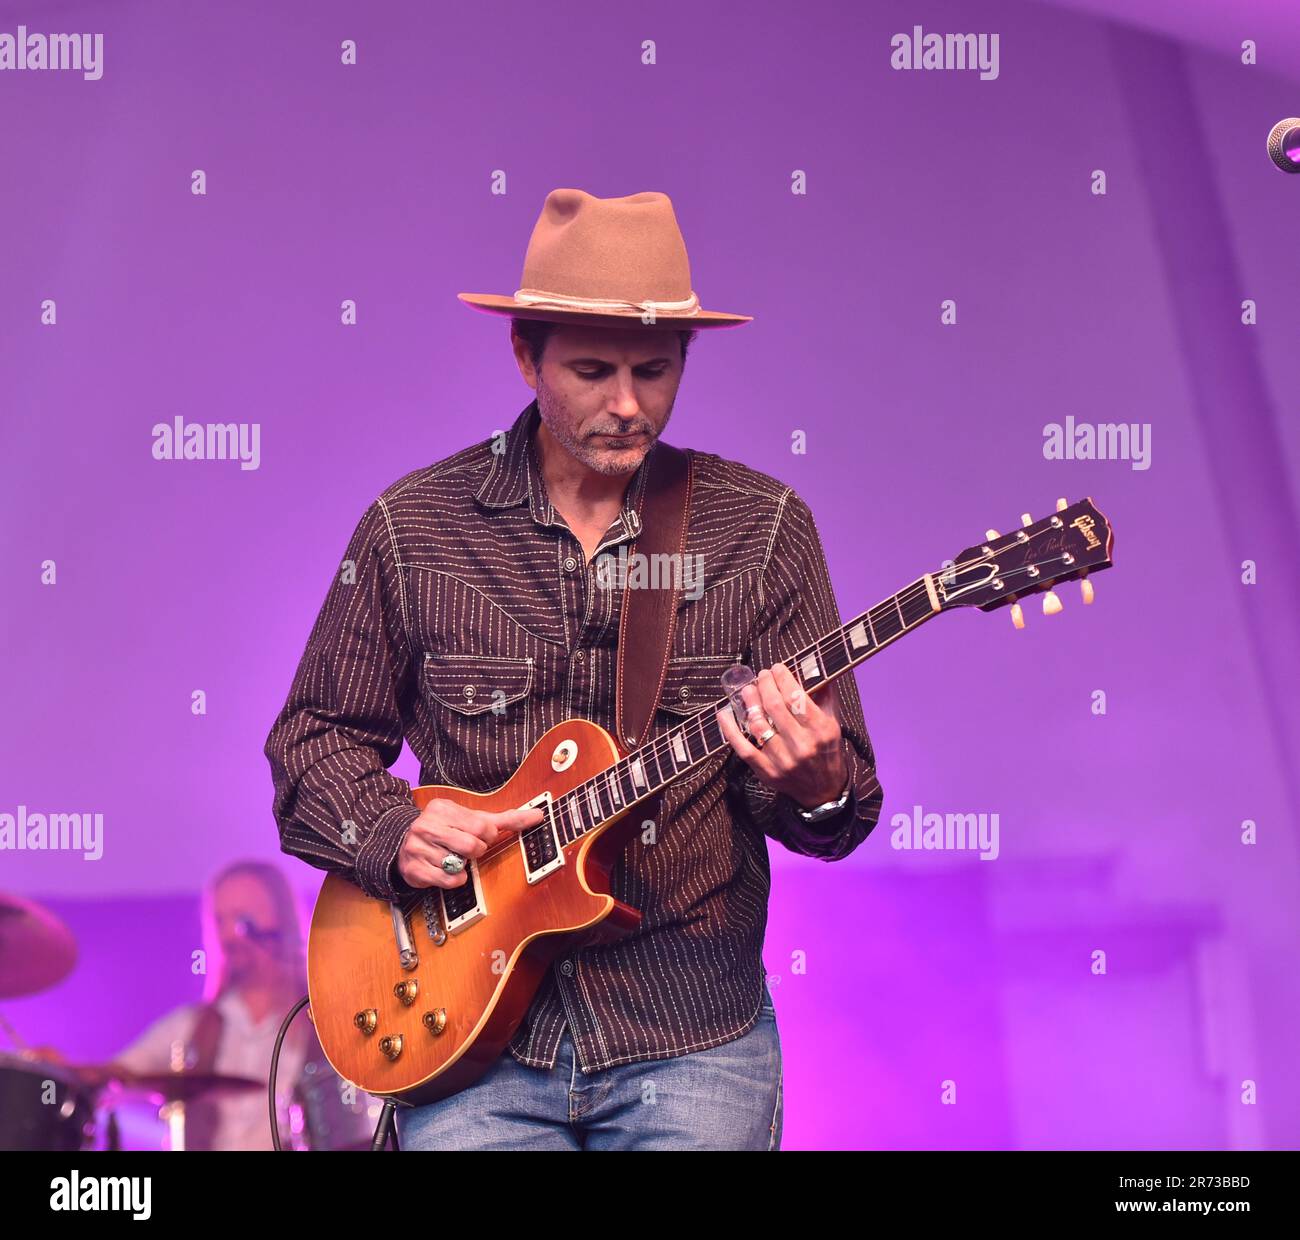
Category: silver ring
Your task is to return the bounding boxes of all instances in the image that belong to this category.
[754,727,776,748]
[441,852,467,875]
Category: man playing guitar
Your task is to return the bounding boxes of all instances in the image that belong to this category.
[264,188,884,1150]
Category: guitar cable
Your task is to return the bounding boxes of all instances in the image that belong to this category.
[269,994,400,1151]
[269,994,310,1152]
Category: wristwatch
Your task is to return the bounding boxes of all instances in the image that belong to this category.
[791,777,852,824]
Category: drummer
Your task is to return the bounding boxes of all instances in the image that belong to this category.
[106,860,340,1150]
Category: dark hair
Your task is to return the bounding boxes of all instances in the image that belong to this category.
[510,317,697,371]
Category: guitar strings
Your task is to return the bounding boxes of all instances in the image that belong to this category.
[407,534,1082,892]
[456,549,1077,876]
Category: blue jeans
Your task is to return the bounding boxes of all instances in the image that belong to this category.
[395,986,783,1151]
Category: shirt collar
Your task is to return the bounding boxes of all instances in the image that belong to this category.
[474,398,653,541]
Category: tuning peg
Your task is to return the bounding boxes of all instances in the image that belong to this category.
[1079,574,1095,605]
[985,528,1000,541]
[1056,497,1068,512]
[1042,590,1063,616]
[1010,599,1025,629]
[1021,513,1032,527]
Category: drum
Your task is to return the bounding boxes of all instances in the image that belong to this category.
[0,1052,96,1151]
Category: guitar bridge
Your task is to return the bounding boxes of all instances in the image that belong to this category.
[422,892,447,946]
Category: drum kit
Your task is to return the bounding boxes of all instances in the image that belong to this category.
[0,891,374,1151]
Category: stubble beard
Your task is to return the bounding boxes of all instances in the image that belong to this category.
[536,375,670,477]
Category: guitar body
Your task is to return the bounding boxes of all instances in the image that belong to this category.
[306,719,644,1107]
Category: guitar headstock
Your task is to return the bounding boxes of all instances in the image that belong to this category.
[937,498,1114,626]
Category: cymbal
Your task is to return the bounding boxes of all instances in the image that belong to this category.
[0,892,77,998]
[69,1067,265,1102]
[0,1049,80,1084]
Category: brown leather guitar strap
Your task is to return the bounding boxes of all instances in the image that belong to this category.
[614,441,693,757]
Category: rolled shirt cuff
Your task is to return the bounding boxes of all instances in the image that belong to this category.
[355,801,422,901]
[777,776,858,840]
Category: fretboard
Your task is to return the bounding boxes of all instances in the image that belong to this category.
[547,574,940,845]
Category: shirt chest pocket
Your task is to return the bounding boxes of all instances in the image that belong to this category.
[656,653,742,719]
[651,654,742,792]
[421,653,534,791]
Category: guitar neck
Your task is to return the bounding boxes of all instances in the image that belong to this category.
[551,574,943,843]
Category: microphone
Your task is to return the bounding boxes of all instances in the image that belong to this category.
[1267,118,1300,173]
[233,916,281,946]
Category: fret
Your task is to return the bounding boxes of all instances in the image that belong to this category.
[566,793,583,836]
[649,743,670,787]
[797,650,821,685]
[641,747,660,790]
[555,795,575,844]
[691,712,712,759]
[872,602,901,645]
[684,716,703,763]
[552,799,567,845]
[894,592,906,631]
[821,630,851,677]
[670,728,688,767]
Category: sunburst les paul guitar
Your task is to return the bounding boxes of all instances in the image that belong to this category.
[306,497,1115,1105]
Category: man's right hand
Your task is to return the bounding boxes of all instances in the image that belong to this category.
[395,799,545,890]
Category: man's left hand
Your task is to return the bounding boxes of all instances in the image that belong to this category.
[716,663,849,809]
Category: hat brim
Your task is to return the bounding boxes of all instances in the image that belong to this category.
[458,292,752,330]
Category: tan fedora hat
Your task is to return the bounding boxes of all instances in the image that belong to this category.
[458,188,752,330]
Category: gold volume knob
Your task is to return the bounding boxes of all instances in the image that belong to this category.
[354,1009,378,1035]
[378,1034,404,1061]
[394,979,419,1006]
[423,1008,448,1036]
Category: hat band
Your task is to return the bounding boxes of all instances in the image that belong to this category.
[512,287,701,317]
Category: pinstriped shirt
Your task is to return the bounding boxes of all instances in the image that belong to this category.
[264,399,884,1073]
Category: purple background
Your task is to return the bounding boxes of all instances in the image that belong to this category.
[2,0,1298,1149]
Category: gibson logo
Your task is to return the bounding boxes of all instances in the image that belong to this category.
[1071,514,1101,550]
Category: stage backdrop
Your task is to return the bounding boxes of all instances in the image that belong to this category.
[2,0,1298,1149]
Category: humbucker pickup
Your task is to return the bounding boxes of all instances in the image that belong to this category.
[518,791,563,884]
